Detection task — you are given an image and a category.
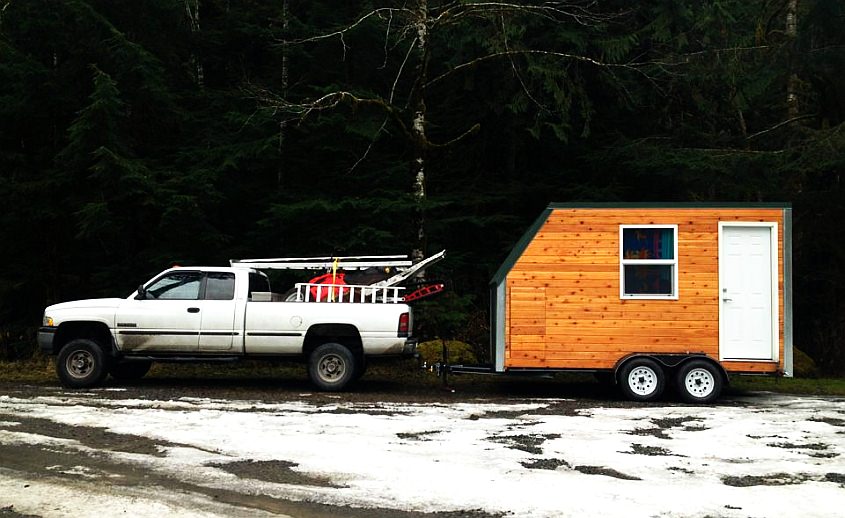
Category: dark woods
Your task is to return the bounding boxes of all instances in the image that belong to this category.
[1,1,843,373]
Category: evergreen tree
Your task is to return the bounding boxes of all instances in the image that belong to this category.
[0,1,842,370]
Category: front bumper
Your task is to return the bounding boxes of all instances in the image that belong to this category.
[37,327,57,355]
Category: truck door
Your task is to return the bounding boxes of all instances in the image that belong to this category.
[198,272,237,351]
[115,270,202,352]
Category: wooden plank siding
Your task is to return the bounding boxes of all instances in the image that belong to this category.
[504,208,785,373]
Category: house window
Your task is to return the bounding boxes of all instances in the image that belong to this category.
[620,225,678,299]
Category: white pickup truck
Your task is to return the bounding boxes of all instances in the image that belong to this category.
[37,266,415,391]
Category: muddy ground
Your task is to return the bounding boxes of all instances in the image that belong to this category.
[2,374,623,518]
[1,372,843,518]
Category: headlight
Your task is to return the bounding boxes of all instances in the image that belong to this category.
[43,316,54,327]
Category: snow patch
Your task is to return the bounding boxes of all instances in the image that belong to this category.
[0,393,843,517]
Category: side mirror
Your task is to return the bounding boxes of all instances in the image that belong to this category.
[135,284,147,300]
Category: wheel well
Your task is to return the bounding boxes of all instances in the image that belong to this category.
[303,324,363,359]
[53,322,114,355]
[613,354,728,384]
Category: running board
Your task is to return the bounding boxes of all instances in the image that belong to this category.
[121,355,242,363]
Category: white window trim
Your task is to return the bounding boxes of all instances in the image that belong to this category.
[619,224,679,300]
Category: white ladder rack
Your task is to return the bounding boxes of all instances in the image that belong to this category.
[295,283,405,303]
[231,254,411,271]
[231,250,446,288]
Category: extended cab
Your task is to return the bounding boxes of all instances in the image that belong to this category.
[38,266,415,391]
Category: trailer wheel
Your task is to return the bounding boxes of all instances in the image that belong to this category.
[308,343,356,391]
[676,360,723,404]
[109,360,152,381]
[57,339,109,388]
[619,358,665,402]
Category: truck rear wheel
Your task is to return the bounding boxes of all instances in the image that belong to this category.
[57,339,109,388]
[619,358,665,402]
[676,360,723,404]
[308,343,356,391]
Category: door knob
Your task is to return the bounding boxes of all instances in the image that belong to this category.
[187,307,200,313]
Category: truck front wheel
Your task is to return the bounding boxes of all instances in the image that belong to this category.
[57,339,109,388]
[308,343,356,391]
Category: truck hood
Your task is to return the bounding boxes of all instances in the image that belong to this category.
[46,298,125,312]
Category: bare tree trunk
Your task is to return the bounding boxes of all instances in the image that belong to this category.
[786,0,799,119]
[410,0,428,270]
[264,1,622,267]
[184,0,204,88]
[278,0,289,187]
[0,2,10,32]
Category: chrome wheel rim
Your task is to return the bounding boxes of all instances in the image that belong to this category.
[317,354,346,383]
[66,350,95,379]
[684,368,715,398]
[627,366,658,396]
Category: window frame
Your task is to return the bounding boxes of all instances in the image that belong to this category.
[203,272,236,301]
[619,224,679,300]
[140,270,203,300]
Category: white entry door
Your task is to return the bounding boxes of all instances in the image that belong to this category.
[719,224,778,361]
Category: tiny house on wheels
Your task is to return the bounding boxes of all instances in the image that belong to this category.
[481,203,792,403]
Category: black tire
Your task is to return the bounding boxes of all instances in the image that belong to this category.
[618,358,665,402]
[676,360,723,404]
[56,339,110,388]
[308,343,356,391]
[110,360,152,381]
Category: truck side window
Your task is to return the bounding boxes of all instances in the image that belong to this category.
[248,272,270,300]
[205,272,235,300]
[145,272,202,300]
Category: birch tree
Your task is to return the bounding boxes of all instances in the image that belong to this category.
[184,0,204,87]
[260,1,642,264]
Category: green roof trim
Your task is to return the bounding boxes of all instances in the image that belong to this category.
[490,207,554,287]
[488,201,792,287]
[547,202,791,209]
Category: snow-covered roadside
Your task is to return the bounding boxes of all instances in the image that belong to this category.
[1,391,843,517]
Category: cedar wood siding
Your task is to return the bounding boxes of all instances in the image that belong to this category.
[503,207,786,373]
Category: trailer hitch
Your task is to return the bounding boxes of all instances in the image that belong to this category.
[419,340,454,392]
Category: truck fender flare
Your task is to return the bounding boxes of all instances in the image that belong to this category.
[54,321,117,356]
[303,323,363,357]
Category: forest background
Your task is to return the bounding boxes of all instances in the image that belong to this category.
[1,1,843,374]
